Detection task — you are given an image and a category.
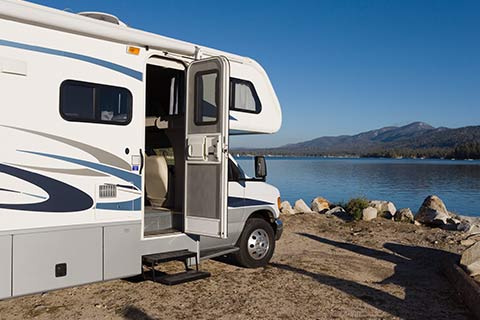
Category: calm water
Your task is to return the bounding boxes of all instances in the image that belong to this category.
[236,157,480,217]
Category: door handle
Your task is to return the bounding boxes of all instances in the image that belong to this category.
[203,140,208,159]
[139,149,144,175]
[215,140,222,160]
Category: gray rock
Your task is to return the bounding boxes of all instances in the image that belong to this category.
[362,207,378,221]
[294,199,314,214]
[394,208,414,223]
[461,241,480,276]
[415,195,453,226]
[457,220,472,232]
[280,201,295,216]
[325,206,346,215]
[370,200,397,219]
[310,197,331,213]
[458,216,480,234]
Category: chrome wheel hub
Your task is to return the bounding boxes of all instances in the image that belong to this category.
[247,228,270,260]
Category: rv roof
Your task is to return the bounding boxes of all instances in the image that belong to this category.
[0,0,249,63]
[78,12,128,27]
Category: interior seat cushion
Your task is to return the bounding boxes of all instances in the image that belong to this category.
[145,155,169,207]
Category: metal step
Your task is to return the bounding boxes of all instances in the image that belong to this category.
[142,249,196,265]
[142,249,210,285]
[157,270,211,285]
[200,246,239,260]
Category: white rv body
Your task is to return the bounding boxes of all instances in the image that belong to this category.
[0,0,282,299]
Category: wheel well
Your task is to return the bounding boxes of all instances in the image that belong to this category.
[248,210,277,232]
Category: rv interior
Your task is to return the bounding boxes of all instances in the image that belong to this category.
[144,58,186,237]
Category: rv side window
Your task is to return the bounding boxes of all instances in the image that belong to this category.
[60,80,132,125]
[194,70,219,125]
[230,78,262,114]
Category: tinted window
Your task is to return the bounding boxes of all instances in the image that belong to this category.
[60,80,132,125]
[195,71,218,125]
[230,78,261,114]
[228,159,244,182]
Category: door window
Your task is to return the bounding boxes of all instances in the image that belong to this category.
[194,71,219,125]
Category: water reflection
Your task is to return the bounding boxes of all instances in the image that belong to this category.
[236,158,480,216]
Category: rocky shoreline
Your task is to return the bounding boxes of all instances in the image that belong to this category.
[0,197,477,319]
[280,195,480,284]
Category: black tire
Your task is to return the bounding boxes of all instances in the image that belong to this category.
[233,218,275,268]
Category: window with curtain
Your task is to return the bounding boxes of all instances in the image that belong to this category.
[60,80,132,125]
[230,78,261,114]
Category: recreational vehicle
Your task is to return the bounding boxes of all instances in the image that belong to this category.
[0,0,282,298]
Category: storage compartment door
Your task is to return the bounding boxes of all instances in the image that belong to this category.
[13,228,102,296]
[184,57,230,239]
[0,235,12,299]
[104,223,141,280]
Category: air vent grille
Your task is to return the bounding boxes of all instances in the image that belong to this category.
[99,184,117,198]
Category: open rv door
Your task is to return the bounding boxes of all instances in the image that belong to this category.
[184,57,230,239]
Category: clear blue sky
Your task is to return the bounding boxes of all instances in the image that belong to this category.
[31,0,480,148]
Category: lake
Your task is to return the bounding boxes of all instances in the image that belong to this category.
[235,157,480,217]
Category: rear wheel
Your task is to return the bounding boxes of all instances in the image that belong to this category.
[233,218,275,268]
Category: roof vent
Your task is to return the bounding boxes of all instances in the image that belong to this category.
[78,12,127,27]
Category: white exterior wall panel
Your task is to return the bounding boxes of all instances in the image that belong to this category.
[0,235,12,299]
[103,223,141,280]
[13,227,102,296]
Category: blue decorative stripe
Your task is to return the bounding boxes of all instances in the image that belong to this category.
[229,115,238,121]
[96,197,141,211]
[228,196,244,207]
[0,163,93,212]
[0,39,143,81]
[19,150,142,190]
[228,196,273,208]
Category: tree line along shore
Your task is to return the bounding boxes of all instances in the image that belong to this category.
[234,141,480,160]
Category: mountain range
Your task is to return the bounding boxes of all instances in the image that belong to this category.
[234,122,480,159]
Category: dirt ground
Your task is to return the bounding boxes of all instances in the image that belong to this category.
[0,213,475,320]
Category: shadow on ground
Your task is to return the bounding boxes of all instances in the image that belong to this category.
[270,233,470,320]
[121,305,156,320]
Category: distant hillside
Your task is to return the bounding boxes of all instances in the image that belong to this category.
[234,122,480,159]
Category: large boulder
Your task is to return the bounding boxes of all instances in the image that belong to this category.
[394,208,414,223]
[311,197,331,213]
[415,195,452,226]
[370,200,397,219]
[294,199,314,214]
[280,201,296,216]
[362,207,378,221]
[461,242,480,276]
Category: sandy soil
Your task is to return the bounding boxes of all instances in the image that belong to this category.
[0,213,475,320]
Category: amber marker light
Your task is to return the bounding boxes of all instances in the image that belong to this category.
[127,46,140,55]
[277,197,282,210]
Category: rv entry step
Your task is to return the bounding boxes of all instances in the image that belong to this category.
[142,250,210,285]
